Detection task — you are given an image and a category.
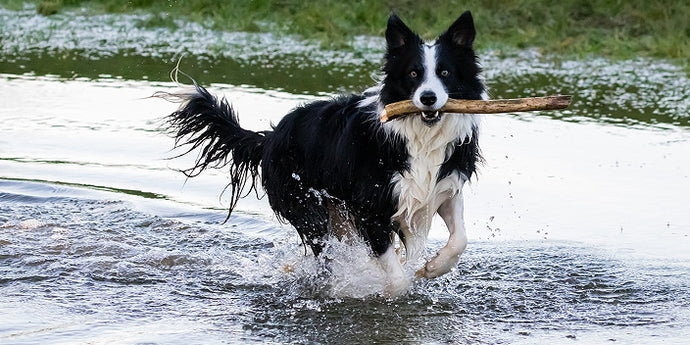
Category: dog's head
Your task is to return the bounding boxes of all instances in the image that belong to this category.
[380,11,485,126]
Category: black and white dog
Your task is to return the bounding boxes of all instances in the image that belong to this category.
[162,11,485,296]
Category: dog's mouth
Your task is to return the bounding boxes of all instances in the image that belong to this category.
[420,111,442,125]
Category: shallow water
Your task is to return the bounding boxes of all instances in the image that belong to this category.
[2,5,690,344]
[3,178,689,344]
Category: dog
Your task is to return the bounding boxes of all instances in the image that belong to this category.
[160,11,485,296]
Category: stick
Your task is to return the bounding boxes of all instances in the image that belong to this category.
[380,95,572,123]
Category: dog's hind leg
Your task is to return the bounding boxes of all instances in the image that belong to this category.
[325,199,357,242]
[286,198,331,256]
[265,178,330,255]
[415,192,468,279]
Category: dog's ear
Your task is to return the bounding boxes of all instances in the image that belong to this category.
[439,10,476,48]
[386,13,416,50]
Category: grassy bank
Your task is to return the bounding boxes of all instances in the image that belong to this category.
[10,0,690,64]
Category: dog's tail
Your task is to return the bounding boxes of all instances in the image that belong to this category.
[156,81,270,219]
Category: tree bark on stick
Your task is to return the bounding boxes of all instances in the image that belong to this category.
[380,95,572,123]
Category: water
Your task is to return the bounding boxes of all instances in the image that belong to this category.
[2,5,690,344]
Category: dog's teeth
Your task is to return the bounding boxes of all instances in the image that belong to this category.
[421,111,440,119]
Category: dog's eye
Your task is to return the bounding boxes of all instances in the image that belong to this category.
[440,70,450,77]
[409,71,418,78]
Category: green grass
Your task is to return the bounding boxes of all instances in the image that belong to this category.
[21,0,690,64]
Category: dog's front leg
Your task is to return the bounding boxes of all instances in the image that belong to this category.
[378,245,410,297]
[416,193,468,279]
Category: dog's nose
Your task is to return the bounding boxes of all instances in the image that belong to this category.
[419,91,437,106]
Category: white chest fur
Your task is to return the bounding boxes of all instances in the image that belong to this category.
[386,113,478,262]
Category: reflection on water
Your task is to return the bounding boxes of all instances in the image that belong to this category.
[1,180,689,344]
[487,54,690,128]
[0,51,376,96]
[1,6,689,127]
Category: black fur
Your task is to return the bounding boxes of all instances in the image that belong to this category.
[260,96,409,255]
[161,12,484,258]
[162,82,270,219]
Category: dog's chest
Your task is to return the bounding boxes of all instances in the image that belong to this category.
[388,118,465,226]
[385,115,475,260]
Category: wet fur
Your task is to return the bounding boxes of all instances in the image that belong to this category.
[160,11,485,295]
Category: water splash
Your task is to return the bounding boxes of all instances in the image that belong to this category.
[2,180,690,343]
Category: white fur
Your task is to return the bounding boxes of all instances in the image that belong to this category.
[412,45,449,110]
[378,245,410,297]
[386,113,478,263]
[416,188,468,278]
[358,83,384,114]
[357,41,486,293]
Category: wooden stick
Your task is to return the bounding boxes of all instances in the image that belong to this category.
[380,95,572,123]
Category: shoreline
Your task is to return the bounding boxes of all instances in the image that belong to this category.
[3,0,688,71]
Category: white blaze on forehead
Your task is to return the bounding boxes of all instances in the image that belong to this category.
[412,44,449,110]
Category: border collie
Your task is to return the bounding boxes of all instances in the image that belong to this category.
[160,11,485,296]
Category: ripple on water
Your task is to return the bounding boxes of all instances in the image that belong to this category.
[1,182,690,344]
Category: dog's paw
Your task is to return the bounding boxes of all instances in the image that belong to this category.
[383,275,411,298]
[415,251,461,279]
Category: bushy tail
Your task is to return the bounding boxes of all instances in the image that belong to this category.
[155,81,270,219]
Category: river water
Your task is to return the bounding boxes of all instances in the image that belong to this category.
[1,5,690,344]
